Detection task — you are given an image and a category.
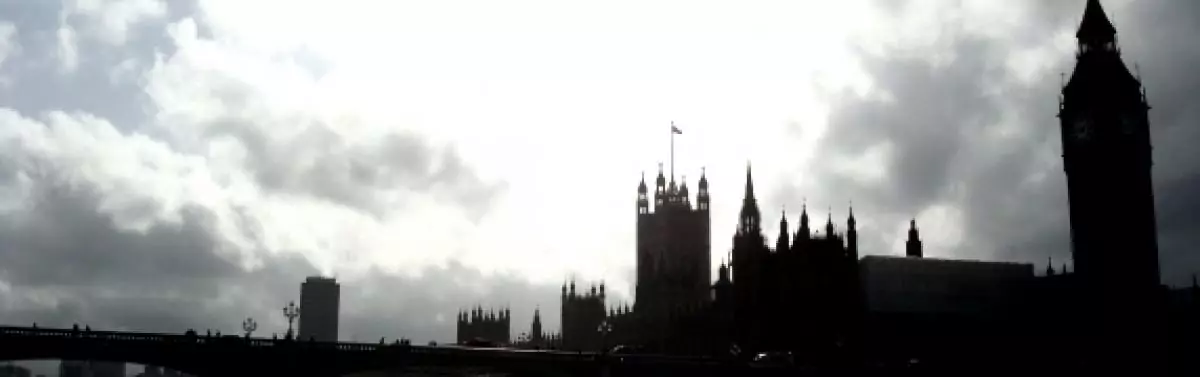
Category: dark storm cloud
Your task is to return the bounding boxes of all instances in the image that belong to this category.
[0,0,507,221]
[1118,0,1200,283]
[0,166,554,341]
[0,185,234,289]
[0,0,515,346]
[819,38,1008,213]
[774,34,1064,265]
[201,112,507,220]
[140,29,506,220]
[783,0,1200,286]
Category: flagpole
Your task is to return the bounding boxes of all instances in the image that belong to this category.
[670,121,675,184]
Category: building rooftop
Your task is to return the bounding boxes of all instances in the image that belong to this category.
[305,276,338,284]
[861,254,1032,268]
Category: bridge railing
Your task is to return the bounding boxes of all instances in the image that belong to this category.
[0,326,730,368]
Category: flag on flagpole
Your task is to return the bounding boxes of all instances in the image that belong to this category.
[671,122,683,134]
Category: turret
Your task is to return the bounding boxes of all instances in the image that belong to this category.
[906,219,924,258]
[847,204,858,259]
[737,164,761,236]
[654,163,666,209]
[667,180,678,205]
[1047,257,1057,276]
[825,209,835,238]
[776,209,790,252]
[637,172,649,215]
[797,201,811,242]
[531,308,543,343]
[679,177,691,207]
[697,167,710,211]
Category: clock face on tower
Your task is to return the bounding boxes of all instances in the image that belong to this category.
[1072,118,1093,141]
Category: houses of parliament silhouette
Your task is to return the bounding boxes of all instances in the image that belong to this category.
[459,1,1198,372]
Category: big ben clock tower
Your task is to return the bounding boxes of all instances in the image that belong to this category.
[1059,0,1161,370]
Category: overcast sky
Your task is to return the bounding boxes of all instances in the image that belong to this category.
[0,0,1197,352]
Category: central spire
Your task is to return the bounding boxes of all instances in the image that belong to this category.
[738,163,761,235]
[744,162,755,201]
[1077,0,1117,44]
[776,208,790,252]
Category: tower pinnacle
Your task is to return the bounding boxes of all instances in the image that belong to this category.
[737,163,761,235]
[1077,0,1117,44]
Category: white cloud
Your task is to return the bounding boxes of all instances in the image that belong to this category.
[0,21,17,68]
[62,0,167,46]
[54,0,167,73]
[55,25,78,73]
[117,0,1090,288]
[117,0,890,289]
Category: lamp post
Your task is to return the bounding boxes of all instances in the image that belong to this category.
[242,317,258,338]
[597,320,613,354]
[282,301,300,340]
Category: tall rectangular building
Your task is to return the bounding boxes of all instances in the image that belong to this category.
[629,164,711,352]
[298,276,340,342]
[634,166,711,316]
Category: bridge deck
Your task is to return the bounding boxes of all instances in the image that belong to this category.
[0,326,803,377]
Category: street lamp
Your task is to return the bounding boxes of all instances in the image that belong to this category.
[282,301,300,340]
[242,317,258,338]
[597,320,613,354]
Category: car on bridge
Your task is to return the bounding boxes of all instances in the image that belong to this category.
[463,337,497,348]
[608,344,647,355]
[751,351,795,368]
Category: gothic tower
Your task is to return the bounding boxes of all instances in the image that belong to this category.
[905,219,923,258]
[730,164,768,351]
[531,308,543,345]
[1060,0,1159,291]
[776,209,790,252]
[847,206,858,260]
[1058,0,1161,370]
[796,203,810,242]
[737,165,761,237]
[633,155,711,351]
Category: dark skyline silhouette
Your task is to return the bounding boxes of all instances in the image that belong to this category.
[0,0,1199,375]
